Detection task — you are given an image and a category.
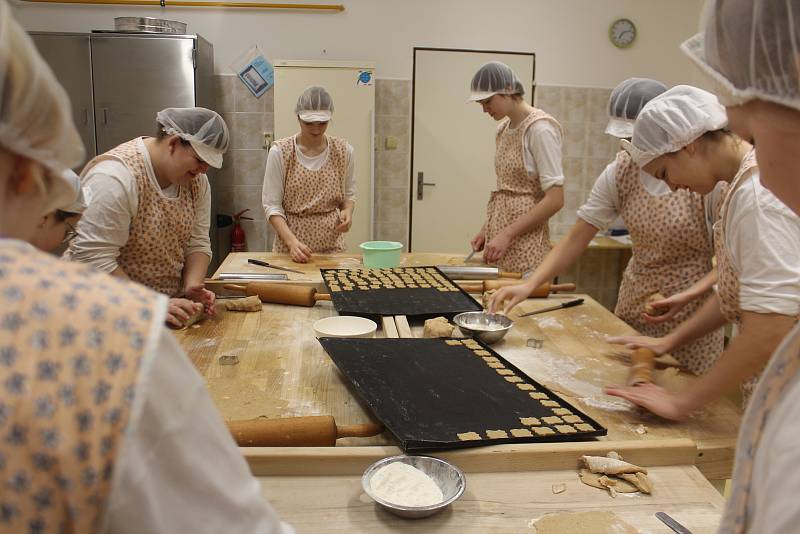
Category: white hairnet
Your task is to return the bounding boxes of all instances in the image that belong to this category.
[605,78,669,138]
[58,169,90,214]
[467,61,525,102]
[156,107,229,169]
[0,0,85,213]
[621,85,728,167]
[682,0,800,110]
[295,86,333,123]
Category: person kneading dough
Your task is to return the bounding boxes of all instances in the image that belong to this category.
[65,108,229,327]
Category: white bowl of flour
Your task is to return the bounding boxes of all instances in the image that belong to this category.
[362,455,466,518]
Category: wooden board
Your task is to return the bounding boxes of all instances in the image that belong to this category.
[320,266,482,318]
[259,464,722,533]
[318,337,605,450]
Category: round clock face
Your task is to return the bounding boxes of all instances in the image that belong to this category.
[610,18,637,48]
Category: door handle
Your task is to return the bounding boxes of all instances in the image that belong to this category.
[416,171,436,200]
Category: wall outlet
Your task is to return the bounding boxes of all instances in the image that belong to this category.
[263,131,274,149]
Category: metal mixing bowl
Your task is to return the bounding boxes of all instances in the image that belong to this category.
[362,455,466,519]
[453,311,514,344]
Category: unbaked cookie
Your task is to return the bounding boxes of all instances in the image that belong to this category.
[519,417,540,426]
[445,340,462,346]
[529,392,548,400]
[487,362,505,369]
[541,400,559,407]
[542,416,563,425]
[496,369,513,375]
[457,431,482,441]
[553,408,572,416]
[505,376,523,383]
[533,427,555,436]
[474,350,491,356]
[486,430,508,439]
[517,384,535,391]
[510,428,533,437]
[575,423,594,432]
[563,415,583,424]
[555,425,577,434]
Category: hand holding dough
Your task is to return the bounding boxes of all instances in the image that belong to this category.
[644,292,667,317]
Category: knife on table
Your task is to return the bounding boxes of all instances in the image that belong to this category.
[247,258,304,275]
[517,298,585,317]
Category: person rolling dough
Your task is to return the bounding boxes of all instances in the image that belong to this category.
[65,107,229,327]
[467,61,565,274]
[0,4,292,532]
[262,85,356,263]
[29,169,89,254]
[678,2,800,532]
[490,79,725,376]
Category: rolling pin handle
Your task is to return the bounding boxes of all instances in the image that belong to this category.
[315,293,332,302]
[223,284,248,292]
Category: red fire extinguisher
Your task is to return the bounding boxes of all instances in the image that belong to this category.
[231,209,254,252]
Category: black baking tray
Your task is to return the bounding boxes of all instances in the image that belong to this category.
[318,337,607,451]
[319,266,482,319]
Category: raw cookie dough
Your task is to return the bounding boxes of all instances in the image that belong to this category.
[540,400,559,407]
[519,417,540,426]
[487,362,505,369]
[529,392,548,400]
[555,425,576,434]
[445,340,462,346]
[474,350,491,356]
[516,384,535,391]
[505,376,523,383]
[644,292,667,317]
[575,423,594,432]
[582,455,647,475]
[510,428,533,437]
[423,316,455,338]
[533,427,555,436]
[486,430,508,439]
[562,415,583,424]
[496,369,514,375]
[578,470,638,494]
[553,408,572,416]
[457,432,481,441]
[532,511,639,534]
[551,483,566,495]
[542,416,563,425]
[224,295,262,312]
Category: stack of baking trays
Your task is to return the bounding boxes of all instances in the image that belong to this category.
[317,267,606,451]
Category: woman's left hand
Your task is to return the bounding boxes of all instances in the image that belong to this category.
[483,232,513,263]
[335,208,353,233]
[185,284,216,315]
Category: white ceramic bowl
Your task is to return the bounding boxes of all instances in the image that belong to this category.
[362,455,466,519]
[313,316,377,338]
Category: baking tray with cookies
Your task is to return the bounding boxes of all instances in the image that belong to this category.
[317,337,607,451]
[319,266,483,319]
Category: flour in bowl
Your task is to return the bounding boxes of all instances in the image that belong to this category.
[369,462,444,507]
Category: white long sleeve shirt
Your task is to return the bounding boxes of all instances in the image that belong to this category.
[65,137,212,272]
[262,136,356,220]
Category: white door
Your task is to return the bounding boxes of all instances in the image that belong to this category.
[410,49,534,252]
[273,60,375,252]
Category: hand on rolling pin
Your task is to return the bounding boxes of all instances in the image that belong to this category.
[605,334,673,356]
[483,231,513,264]
[184,283,216,315]
[641,292,691,324]
[470,229,486,253]
[335,206,353,233]
[488,281,534,315]
[604,383,691,421]
[288,238,312,263]
[166,298,202,328]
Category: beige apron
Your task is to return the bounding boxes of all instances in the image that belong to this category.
[272,135,348,254]
[720,322,800,533]
[72,138,199,297]
[613,150,724,375]
[0,241,161,532]
[485,109,561,274]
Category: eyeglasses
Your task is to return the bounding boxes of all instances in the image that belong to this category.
[63,221,78,243]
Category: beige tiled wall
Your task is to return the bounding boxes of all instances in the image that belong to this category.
[211,76,628,309]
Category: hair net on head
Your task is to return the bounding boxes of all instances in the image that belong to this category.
[58,169,90,214]
[0,0,85,213]
[621,85,728,167]
[156,107,229,169]
[605,78,669,138]
[682,0,800,110]
[467,61,525,102]
[295,86,334,123]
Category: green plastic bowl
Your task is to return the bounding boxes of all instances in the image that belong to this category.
[360,241,403,268]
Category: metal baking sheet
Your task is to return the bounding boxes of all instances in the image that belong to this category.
[320,266,482,319]
[318,337,607,451]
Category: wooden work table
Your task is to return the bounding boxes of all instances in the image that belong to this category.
[177,252,741,483]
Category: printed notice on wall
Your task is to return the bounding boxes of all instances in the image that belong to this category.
[230,45,274,98]
[357,70,374,87]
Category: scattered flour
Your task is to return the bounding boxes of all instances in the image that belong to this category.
[535,316,564,330]
[369,462,444,507]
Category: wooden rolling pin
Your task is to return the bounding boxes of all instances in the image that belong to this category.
[224,282,331,307]
[627,348,657,386]
[227,415,384,446]
[458,280,576,296]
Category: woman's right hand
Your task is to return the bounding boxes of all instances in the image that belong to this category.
[470,230,486,253]
[488,283,533,315]
[166,298,202,328]
[289,239,312,263]
[642,292,691,324]
[605,334,673,356]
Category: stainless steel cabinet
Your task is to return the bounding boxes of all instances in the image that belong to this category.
[29,33,96,165]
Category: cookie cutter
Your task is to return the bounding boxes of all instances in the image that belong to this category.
[218,354,240,366]
[526,338,544,349]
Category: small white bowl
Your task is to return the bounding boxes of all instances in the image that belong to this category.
[313,316,377,338]
[362,455,466,519]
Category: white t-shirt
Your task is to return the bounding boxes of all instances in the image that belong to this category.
[576,159,724,236]
[262,136,356,220]
[721,170,800,316]
[65,138,212,272]
[509,119,565,191]
[741,322,800,533]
